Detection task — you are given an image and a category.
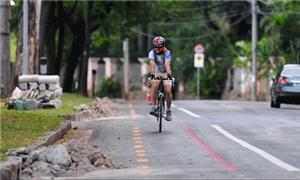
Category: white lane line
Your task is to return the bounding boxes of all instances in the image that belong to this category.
[224,105,242,110]
[171,104,176,108]
[178,108,202,118]
[89,115,134,121]
[211,124,299,171]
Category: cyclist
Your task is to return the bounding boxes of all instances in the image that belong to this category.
[148,36,173,121]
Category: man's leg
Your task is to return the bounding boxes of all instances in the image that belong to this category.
[149,80,159,115]
[164,82,172,121]
[164,84,172,110]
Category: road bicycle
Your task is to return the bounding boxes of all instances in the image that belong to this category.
[148,76,175,133]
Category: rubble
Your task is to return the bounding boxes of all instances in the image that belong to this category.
[7,128,116,178]
[74,97,118,120]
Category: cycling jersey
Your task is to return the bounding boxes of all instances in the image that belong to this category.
[148,49,171,74]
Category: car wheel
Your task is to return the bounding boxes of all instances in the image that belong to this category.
[271,98,280,108]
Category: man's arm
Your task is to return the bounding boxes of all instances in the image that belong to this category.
[165,50,172,77]
[165,60,171,76]
[150,59,156,76]
[148,50,156,76]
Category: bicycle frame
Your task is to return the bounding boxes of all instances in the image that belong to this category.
[156,79,166,133]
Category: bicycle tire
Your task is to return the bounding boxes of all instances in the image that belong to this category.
[159,96,163,133]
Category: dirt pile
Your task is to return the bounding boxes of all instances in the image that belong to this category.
[74,97,118,120]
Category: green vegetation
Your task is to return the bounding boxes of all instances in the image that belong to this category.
[0,93,93,161]
[96,76,122,98]
[7,1,300,99]
[10,33,17,63]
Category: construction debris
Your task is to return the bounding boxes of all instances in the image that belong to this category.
[5,75,62,110]
[74,97,118,120]
[7,128,116,178]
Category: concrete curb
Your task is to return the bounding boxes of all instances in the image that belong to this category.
[0,156,22,180]
[0,121,72,180]
[28,121,72,150]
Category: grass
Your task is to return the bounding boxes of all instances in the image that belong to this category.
[0,93,93,161]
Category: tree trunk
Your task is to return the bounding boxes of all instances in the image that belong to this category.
[79,2,93,96]
[55,1,65,75]
[45,2,57,75]
[39,1,51,64]
[0,0,12,98]
[63,19,85,92]
[28,0,38,74]
[35,0,42,74]
[15,2,23,77]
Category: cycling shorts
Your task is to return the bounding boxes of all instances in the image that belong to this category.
[152,72,172,86]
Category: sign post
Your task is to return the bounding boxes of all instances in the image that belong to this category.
[194,44,205,99]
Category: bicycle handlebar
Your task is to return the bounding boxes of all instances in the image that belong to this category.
[147,76,175,87]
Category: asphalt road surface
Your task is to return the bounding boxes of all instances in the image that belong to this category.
[65,100,300,179]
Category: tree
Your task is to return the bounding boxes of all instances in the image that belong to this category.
[79,1,93,96]
[259,0,300,64]
[14,0,39,76]
[0,0,12,98]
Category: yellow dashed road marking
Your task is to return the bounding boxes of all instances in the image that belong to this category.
[134,144,144,148]
[137,159,148,163]
[136,153,147,157]
[135,149,145,153]
[133,133,141,137]
[134,140,143,144]
[128,103,150,176]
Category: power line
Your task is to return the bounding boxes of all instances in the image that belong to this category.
[167,31,221,42]
[257,8,300,16]
[229,11,251,27]
[134,10,251,42]
[150,9,249,26]
[164,2,225,13]
[168,12,251,42]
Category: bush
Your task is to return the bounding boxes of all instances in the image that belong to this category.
[96,76,122,98]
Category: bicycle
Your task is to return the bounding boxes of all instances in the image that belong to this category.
[148,76,175,133]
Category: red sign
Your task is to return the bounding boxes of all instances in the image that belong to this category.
[194,44,205,54]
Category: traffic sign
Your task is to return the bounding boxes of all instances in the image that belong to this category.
[194,53,204,68]
[194,44,205,54]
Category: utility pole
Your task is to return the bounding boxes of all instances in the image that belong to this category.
[23,0,28,74]
[123,38,129,99]
[251,0,257,101]
[197,68,200,99]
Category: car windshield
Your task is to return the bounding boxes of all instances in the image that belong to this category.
[282,66,300,77]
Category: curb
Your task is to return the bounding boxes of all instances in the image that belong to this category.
[0,156,22,180]
[28,121,72,150]
[0,121,72,180]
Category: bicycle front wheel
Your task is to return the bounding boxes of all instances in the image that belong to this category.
[159,97,163,133]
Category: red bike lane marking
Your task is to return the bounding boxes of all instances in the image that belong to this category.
[181,124,238,172]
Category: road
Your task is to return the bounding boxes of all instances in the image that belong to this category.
[66,100,300,179]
